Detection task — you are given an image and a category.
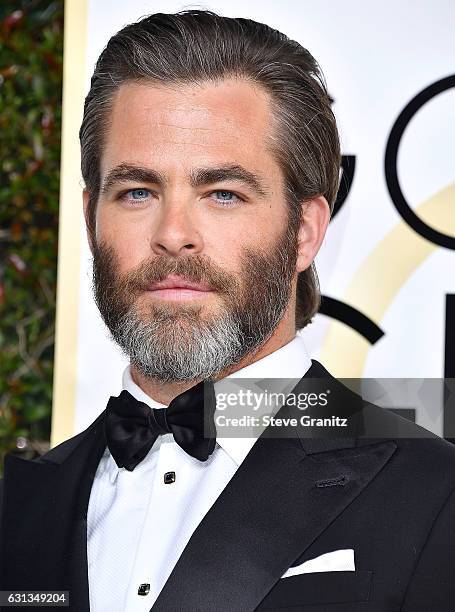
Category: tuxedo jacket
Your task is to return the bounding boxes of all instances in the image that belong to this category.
[1,359,455,612]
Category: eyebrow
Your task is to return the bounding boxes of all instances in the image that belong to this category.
[100,165,166,195]
[190,165,268,197]
[100,163,268,197]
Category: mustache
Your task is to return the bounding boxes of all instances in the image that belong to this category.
[94,244,238,295]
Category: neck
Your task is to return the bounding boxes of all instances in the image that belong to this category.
[130,310,296,405]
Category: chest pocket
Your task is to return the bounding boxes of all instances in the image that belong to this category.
[255,570,373,609]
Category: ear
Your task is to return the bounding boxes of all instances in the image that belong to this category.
[296,195,331,273]
[82,189,95,256]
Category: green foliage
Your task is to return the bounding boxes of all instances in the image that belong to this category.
[0,0,63,471]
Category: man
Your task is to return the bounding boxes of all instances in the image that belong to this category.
[1,10,455,612]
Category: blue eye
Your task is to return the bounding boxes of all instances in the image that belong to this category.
[212,191,242,206]
[129,188,150,200]
[118,188,152,206]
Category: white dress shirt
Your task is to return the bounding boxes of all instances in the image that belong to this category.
[87,335,312,611]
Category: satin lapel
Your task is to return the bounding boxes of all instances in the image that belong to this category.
[1,412,107,611]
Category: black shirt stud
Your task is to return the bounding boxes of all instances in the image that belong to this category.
[138,583,150,596]
[164,471,176,484]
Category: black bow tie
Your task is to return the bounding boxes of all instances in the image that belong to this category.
[104,380,217,470]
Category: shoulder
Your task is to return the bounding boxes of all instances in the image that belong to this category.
[359,401,455,493]
[37,410,106,465]
[309,359,455,457]
[362,399,452,447]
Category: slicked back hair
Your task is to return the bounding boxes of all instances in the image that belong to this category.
[79,10,341,330]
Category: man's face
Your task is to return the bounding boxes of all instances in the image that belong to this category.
[87,79,301,382]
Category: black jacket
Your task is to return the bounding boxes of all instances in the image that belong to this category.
[1,360,455,611]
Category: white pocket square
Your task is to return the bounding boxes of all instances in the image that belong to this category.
[281,549,355,578]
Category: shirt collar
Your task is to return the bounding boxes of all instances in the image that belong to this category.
[116,334,312,471]
[214,334,312,464]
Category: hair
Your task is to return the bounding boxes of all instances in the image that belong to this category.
[79,10,341,330]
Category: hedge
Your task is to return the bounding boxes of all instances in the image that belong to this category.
[0,0,63,471]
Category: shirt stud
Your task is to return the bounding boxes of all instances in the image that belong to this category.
[138,583,150,596]
[164,471,176,484]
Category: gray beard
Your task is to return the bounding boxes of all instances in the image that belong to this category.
[112,308,244,382]
[108,284,288,383]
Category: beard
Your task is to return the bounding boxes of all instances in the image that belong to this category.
[91,217,299,383]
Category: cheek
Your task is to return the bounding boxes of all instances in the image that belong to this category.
[204,223,268,282]
[220,215,276,255]
[202,219,245,270]
[96,210,152,272]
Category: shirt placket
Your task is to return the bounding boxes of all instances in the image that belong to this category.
[123,434,180,612]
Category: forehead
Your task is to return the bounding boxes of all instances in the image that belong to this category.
[101,78,280,180]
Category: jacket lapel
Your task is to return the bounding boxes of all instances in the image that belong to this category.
[1,412,107,612]
[151,362,397,611]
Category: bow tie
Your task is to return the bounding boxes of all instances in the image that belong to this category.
[104,380,217,471]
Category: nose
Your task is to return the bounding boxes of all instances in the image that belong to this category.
[149,199,204,257]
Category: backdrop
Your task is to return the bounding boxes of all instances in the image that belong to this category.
[52,0,455,446]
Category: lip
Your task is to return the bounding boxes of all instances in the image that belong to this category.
[148,275,213,291]
[146,275,214,301]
